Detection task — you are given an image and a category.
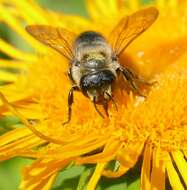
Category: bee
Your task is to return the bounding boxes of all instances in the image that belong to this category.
[26,7,158,124]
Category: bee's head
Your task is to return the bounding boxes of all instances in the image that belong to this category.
[80,70,115,103]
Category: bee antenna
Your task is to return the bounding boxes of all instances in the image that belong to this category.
[93,97,105,118]
[105,92,118,111]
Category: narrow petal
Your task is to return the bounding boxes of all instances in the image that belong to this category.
[129,0,139,10]
[140,144,152,190]
[172,151,187,187]
[20,158,71,190]
[0,39,37,61]
[35,138,108,159]
[150,148,165,190]
[0,59,29,69]
[76,138,122,164]
[117,142,144,171]
[165,153,185,190]
[47,13,93,33]
[0,127,32,146]
[102,165,128,178]
[0,92,66,144]
[0,130,44,160]
[87,0,118,21]
[13,103,45,119]
[12,0,49,24]
[0,138,43,161]
[184,151,187,160]
[87,163,106,190]
[30,173,57,190]
[0,70,18,82]
[0,5,46,51]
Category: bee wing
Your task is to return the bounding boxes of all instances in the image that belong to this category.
[26,25,76,61]
[109,7,158,56]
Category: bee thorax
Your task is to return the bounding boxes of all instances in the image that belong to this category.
[73,31,112,61]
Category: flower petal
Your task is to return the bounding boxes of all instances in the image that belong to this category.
[140,144,152,190]
[0,39,37,61]
[172,150,187,187]
[76,138,122,164]
[0,5,45,51]
[0,127,44,161]
[117,142,144,171]
[165,153,185,190]
[20,158,71,190]
[102,164,128,178]
[150,148,165,190]
[87,0,118,21]
[87,163,106,190]
[12,0,49,24]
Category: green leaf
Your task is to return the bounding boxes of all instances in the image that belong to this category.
[0,157,32,190]
[127,178,140,190]
[38,0,88,17]
[53,165,85,190]
[0,116,20,135]
[77,166,94,190]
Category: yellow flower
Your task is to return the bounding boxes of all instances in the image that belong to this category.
[0,0,187,189]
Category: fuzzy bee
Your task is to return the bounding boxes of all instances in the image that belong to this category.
[26,7,158,124]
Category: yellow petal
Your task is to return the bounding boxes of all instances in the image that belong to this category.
[150,148,165,190]
[41,173,57,190]
[140,144,152,190]
[0,5,45,52]
[129,0,139,10]
[12,0,49,24]
[21,158,70,190]
[165,153,185,190]
[76,138,122,164]
[0,133,44,161]
[172,150,187,187]
[117,142,144,171]
[102,164,127,178]
[0,70,18,82]
[87,163,106,190]
[0,39,37,61]
[36,138,108,159]
[0,127,31,146]
[87,0,118,20]
[0,59,29,69]
[47,13,93,33]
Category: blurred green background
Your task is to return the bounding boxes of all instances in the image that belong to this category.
[0,0,153,190]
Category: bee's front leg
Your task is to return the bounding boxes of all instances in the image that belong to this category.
[62,85,79,125]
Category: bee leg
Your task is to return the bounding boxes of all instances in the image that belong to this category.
[120,67,146,97]
[93,97,105,118]
[104,91,118,111]
[103,101,109,117]
[125,68,156,86]
[62,85,79,125]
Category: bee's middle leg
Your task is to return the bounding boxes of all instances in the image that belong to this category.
[124,68,156,86]
[63,85,79,125]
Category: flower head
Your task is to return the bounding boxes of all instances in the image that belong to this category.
[0,0,187,189]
